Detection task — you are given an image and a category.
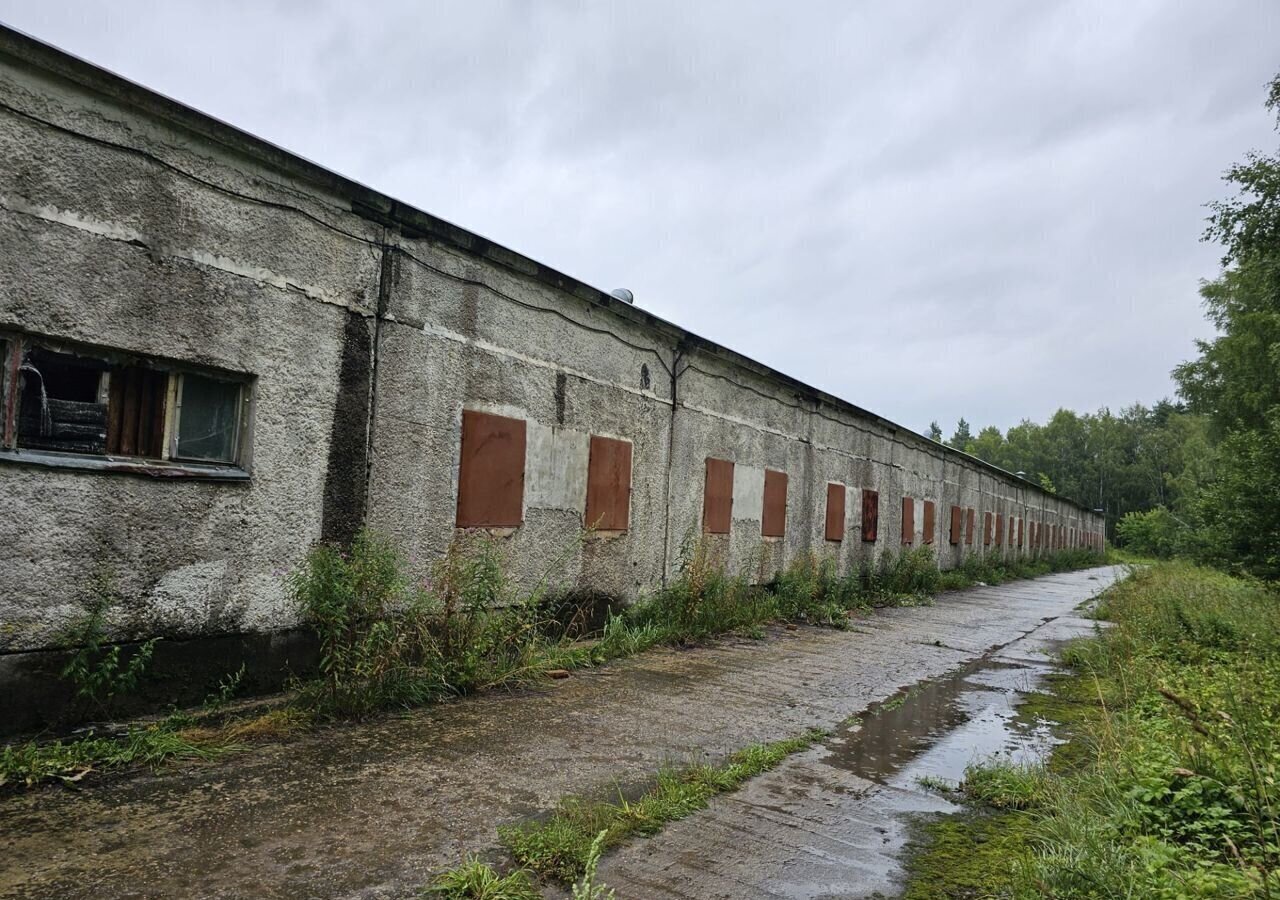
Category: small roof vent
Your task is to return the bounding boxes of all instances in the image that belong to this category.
[610,288,635,304]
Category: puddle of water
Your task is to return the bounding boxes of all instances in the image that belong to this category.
[824,655,1062,793]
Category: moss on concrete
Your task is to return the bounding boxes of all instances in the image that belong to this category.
[902,809,1032,899]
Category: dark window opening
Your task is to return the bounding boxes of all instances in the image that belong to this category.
[2,333,249,469]
[17,348,109,455]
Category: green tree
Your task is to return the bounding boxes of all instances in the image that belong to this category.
[926,421,943,442]
[1171,71,1280,577]
[948,418,973,450]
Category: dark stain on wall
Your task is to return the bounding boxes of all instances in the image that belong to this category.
[320,310,373,545]
[555,371,567,425]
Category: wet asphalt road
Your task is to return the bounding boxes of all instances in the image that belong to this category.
[0,567,1123,899]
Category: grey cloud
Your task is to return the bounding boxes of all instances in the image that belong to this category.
[1,0,1276,433]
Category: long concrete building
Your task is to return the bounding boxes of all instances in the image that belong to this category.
[0,26,1102,731]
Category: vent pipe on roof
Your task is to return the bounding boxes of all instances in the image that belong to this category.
[610,288,635,304]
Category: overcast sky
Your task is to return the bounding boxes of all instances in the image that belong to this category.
[2,2,1277,435]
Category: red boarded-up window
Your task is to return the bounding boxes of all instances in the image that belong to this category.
[966,508,975,545]
[996,514,1004,545]
[1008,516,1015,545]
[585,435,632,532]
[456,410,526,528]
[950,505,963,545]
[825,483,846,542]
[762,469,788,537]
[1017,517,1024,548]
[703,458,734,534]
[901,497,915,545]
[862,490,879,542]
[923,500,936,545]
[984,512,993,546]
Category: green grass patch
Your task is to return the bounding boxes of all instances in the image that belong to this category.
[498,729,827,885]
[903,561,1280,898]
[424,856,542,899]
[0,706,313,792]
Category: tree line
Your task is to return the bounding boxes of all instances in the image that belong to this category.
[926,73,1280,580]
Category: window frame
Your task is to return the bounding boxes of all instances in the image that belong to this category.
[0,330,253,480]
[169,370,247,465]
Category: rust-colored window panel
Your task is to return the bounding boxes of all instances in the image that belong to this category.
[1017,517,1024,548]
[965,507,975,545]
[825,483,845,542]
[984,512,993,546]
[107,365,167,458]
[585,435,632,532]
[901,497,915,545]
[456,410,526,528]
[949,505,963,545]
[1008,516,1015,545]
[762,469,788,537]
[703,457,734,534]
[923,500,936,545]
[861,489,879,542]
[995,514,1004,545]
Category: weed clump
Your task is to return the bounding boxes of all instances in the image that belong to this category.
[425,857,541,899]
[290,531,592,718]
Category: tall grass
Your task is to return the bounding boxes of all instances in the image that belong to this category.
[290,532,594,718]
[944,562,1280,897]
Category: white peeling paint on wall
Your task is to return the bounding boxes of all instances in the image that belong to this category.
[148,560,228,632]
[525,420,589,513]
[732,464,765,522]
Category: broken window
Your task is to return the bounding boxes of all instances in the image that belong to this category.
[762,469,787,538]
[922,500,935,545]
[861,489,879,543]
[585,435,632,532]
[173,373,241,462]
[456,410,526,528]
[950,505,962,545]
[1,332,249,468]
[825,483,845,542]
[901,497,914,545]
[703,457,733,534]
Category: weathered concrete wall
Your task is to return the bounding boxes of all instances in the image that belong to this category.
[0,27,1103,729]
[0,42,383,657]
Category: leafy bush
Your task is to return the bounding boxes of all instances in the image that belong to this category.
[1115,506,1186,558]
[290,531,591,718]
[61,572,158,714]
